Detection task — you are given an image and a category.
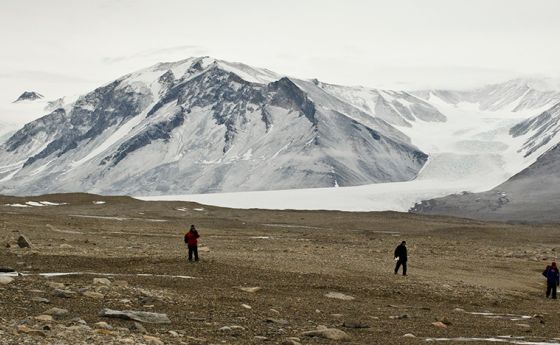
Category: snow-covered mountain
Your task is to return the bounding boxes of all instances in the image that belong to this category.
[0,57,434,195]
[0,120,19,145]
[414,78,560,113]
[2,57,560,216]
[409,101,560,222]
[410,141,560,222]
[142,78,560,215]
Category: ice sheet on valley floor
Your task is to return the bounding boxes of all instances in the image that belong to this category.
[137,178,493,212]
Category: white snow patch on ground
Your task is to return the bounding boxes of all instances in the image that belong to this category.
[4,201,66,207]
[4,203,30,208]
[69,214,167,222]
[25,201,45,207]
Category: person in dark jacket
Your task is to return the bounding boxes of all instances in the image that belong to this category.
[184,225,200,262]
[543,261,559,299]
[394,241,407,276]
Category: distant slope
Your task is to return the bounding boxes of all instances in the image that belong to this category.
[410,111,560,223]
[413,78,560,113]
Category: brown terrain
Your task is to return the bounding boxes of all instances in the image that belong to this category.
[1,193,560,345]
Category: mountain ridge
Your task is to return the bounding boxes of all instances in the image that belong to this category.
[0,57,430,196]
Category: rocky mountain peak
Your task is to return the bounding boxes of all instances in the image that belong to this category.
[13,91,44,103]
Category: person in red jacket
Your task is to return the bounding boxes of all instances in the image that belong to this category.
[184,225,200,262]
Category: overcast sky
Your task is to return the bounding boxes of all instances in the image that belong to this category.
[2,0,560,123]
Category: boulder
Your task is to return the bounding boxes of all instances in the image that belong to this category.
[44,307,69,317]
[302,327,351,341]
[99,308,171,324]
[17,235,32,248]
[324,292,355,300]
[0,276,14,285]
[93,278,111,286]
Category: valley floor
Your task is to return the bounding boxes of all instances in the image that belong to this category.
[1,193,560,344]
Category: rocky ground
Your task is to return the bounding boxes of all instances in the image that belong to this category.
[1,193,560,345]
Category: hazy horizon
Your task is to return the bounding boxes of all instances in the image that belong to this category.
[2,0,560,123]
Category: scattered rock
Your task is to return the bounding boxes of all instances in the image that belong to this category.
[168,330,180,337]
[31,297,50,304]
[403,333,416,338]
[0,276,14,285]
[59,244,73,249]
[241,303,252,309]
[431,321,448,328]
[69,317,88,325]
[95,329,115,335]
[47,282,65,289]
[100,308,171,324]
[17,235,32,248]
[52,288,76,298]
[302,327,351,341]
[44,307,68,317]
[438,316,452,325]
[265,318,289,325]
[113,280,128,287]
[324,292,355,300]
[94,321,113,330]
[34,315,53,322]
[82,291,104,299]
[93,277,112,286]
[390,314,410,319]
[342,320,370,329]
[129,321,147,334]
[143,335,164,345]
[17,325,46,337]
[237,286,262,293]
[282,339,302,345]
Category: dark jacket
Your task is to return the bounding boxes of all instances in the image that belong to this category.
[543,265,560,285]
[185,230,199,247]
[394,244,407,261]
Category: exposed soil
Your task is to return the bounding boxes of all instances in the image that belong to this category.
[1,193,560,345]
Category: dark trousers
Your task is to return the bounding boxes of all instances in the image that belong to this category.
[395,260,407,275]
[188,245,199,261]
[546,282,557,298]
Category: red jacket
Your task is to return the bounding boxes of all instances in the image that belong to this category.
[185,230,199,246]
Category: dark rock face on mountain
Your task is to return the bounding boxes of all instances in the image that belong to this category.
[0,57,429,196]
[510,102,560,157]
[13,91,44,103]
[411,141,560,223]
